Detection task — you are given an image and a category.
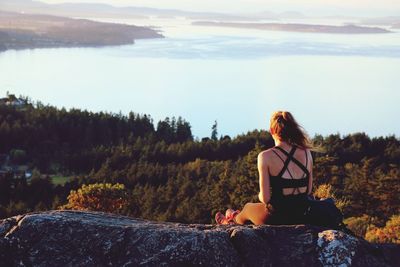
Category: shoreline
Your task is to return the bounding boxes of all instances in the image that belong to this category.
[0,11,164,52]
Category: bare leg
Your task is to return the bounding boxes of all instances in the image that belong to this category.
[235,202,269,225]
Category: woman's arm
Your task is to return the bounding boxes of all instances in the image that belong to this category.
[307,149,313,195]
[258,151,271,204]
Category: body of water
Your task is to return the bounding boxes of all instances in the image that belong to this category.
[1,17,399,138]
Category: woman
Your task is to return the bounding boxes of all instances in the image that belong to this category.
[216,111,314,225]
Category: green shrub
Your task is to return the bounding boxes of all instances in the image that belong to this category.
[62,183,130,214]
[344,215,378,237]
[365,215,400,244]
[313,184,349,212]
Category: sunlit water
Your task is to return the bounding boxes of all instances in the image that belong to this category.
[0,17,399,138]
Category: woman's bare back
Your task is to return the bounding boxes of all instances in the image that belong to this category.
[267,145,313,195]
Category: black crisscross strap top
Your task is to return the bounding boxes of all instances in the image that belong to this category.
[269,145,310,219]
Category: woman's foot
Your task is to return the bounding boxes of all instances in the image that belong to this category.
[225,209,240,222]
[215,211,230,225]
[215,209,241,225]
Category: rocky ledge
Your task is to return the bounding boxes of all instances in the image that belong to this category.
[0,210,399,267]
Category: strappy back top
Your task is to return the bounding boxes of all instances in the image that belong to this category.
[269,145,310,213]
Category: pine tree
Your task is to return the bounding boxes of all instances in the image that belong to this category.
[211,120,218,141]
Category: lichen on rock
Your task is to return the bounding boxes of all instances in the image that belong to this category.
[317,230,359,267]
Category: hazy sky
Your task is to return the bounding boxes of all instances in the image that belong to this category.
[38,0,400,16]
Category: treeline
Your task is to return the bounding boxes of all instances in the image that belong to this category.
[0,103,192,172]
[0,101,399,231]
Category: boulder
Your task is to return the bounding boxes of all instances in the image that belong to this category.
[0,210,398,266]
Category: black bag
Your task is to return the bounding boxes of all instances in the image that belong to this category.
[304,196,344,229]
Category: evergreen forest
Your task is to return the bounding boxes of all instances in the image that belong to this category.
[0,98,399,242]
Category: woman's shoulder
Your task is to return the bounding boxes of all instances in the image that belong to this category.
[258,146,311,159]
[298,146,312,155]
[257,148,276,160]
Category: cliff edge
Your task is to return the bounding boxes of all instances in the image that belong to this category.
[0,210,399,266]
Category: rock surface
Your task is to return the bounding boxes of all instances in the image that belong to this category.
[0,210,398,267]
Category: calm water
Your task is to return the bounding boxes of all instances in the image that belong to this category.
[1,17,399,138]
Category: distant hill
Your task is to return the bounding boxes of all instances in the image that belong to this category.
[0,11,163,51]
[360,16,400,28]
[192,21,391,34]
[2,0,397,29]
[0,0,246,21]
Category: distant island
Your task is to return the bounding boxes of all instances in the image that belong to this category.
[0,11,163,52]
[192,21,391,34]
